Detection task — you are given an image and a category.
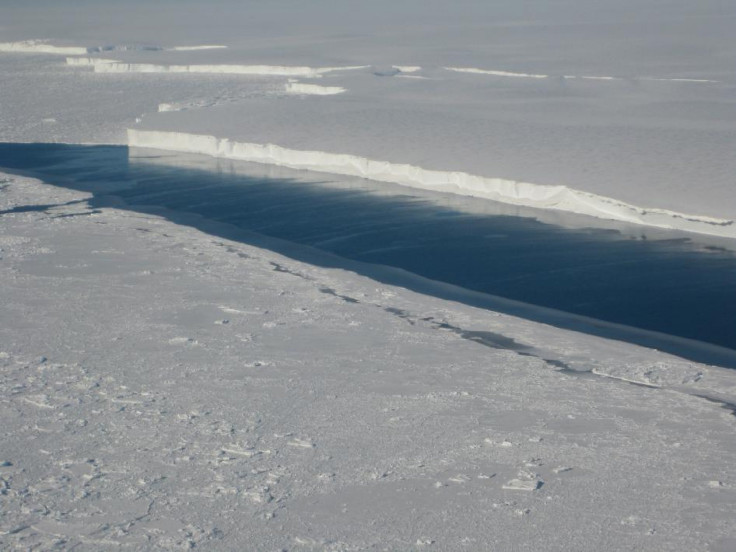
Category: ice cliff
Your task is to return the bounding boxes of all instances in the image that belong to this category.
[127,129,735,238]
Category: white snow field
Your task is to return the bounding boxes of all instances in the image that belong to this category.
[2,172,736,551]
[2,0,736,549]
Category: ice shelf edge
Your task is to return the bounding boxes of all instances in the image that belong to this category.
[127,129,735,239]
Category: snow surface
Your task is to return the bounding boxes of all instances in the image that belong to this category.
[2,172,736,550]
[2,0,736,548]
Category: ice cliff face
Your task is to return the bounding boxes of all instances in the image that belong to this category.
[127,129,735,238]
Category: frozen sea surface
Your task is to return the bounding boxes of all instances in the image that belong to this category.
[1,142,735,364]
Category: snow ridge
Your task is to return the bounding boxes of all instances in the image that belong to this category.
[127,129,735,238]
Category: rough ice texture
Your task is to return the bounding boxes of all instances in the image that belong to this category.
[127,129,736,238]
[2,172,735,550]
[2,0,736,548]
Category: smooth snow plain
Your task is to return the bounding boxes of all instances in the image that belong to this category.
[2,0,736,549]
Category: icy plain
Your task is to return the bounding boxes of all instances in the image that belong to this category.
[1,0,736,549]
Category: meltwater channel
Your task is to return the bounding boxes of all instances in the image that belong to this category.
[2,143,736,366]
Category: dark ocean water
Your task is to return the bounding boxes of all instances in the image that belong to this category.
[2,143,735,364]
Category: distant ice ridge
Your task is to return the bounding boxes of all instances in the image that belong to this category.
[127,129,735,238]
[0,40,165,55]
[446,67,548,79]
[0,40,89,56]
[641,77,720,83]
[65,57,119,66]
[169,45,227,51]
[448,66,719,84]
[285,81,346,95]
[94,62,368,78]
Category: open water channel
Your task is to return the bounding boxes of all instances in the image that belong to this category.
[1,143,735,367]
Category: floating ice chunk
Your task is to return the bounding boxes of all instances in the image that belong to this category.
[285,82,346,95]
[221,445,258,457]
[158,103,181,113]
[287,438,315,448]
[503,478,542,491]
[393,65,422,73]
[448,474,470,483]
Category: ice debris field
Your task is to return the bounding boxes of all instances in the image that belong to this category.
[2,0,736,549]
